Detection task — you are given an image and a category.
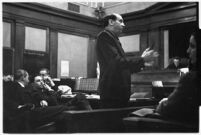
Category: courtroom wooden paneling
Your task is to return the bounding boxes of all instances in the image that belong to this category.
[62,106,155,133]
[131,70,180,85]
[123,116,198,132]
[49,30,58,77]
[3,3,101,36]
[23,50,49,81]
[14,20,25,71]
[131,70,180,98]
[3,47,14,75]
[87,37,98,77]
[3,2,198,77]
[3,3,101,78]
[147,28,160,69]
[123,2,197,31]
[122,2,197,69]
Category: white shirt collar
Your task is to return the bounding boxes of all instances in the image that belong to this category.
[18,81,25,88]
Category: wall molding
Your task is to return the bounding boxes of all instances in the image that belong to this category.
[123,2,197,20]
[123,2,197,32]
[3,3,102,37]
[5,3,100,25]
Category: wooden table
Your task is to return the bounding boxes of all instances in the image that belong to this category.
[60,94,158,109]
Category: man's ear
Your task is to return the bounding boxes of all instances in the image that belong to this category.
[108,19,114,26]
[20,76,25,83]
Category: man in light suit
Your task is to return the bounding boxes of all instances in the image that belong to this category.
[96,13,158,108]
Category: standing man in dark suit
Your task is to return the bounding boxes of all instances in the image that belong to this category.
[96,13,158,108]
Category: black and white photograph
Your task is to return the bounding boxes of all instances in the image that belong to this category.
[2,0,200,133]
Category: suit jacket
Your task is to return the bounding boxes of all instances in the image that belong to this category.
[28,83,59,107]
[4,81,69,132]
[3,81,34,132]
[96,29,145,101]
[4,81,33,116]
[156,71,198,122]
[166,63,185,69]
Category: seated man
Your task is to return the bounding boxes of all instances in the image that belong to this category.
[166,57,181,69]
[4,69,91,133]
[39,68,57,91]
[166,57,189,70]
[3,69,70,133]
[3,74,14,82]
[29,75,60,107]
[3,69,33,133]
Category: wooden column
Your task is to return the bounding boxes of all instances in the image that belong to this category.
[87,36,97,78]
[49,29,58,78]
[14,20,25,71]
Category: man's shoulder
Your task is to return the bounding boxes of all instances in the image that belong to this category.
[179,71,196,84]
[97,30,111,38]
[27,83,40,91]
[12,81,21,87]
[184,71,196,78]
[10,81,25,92]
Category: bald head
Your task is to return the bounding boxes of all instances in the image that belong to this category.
[103,13,125,35]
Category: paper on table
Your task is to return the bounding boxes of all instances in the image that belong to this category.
[130,108,155,117]
[152,80,163,87]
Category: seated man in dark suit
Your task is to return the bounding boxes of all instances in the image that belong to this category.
[3,69,70,133]
[166,56,189,70]
[39,68,57,91]
[4,69,91,133]
[3,69,33,133]
[29,75,60,107]
[167,57,181,69]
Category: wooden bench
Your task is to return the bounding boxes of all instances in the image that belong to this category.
[61,106,155,133]
[123,116,198,132]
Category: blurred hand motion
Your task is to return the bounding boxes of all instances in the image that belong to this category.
[141,48,159,66]
[40,100,48,107]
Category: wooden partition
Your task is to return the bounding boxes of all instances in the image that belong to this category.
[3,3,101,78]
[123,116,198,132]
[3,48,14,75]
[62,106,155,133]
[3,2,197,77]
[131,70,180,98]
